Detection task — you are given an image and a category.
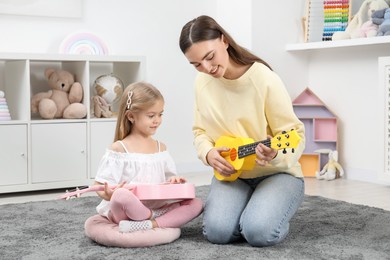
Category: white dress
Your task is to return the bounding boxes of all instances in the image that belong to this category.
[95,140,177,217]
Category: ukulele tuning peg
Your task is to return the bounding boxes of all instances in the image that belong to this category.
[283,148,287,154]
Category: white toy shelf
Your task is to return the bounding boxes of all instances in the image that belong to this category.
[0,53,145,194]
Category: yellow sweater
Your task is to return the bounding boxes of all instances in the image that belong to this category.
[192,62,305,178]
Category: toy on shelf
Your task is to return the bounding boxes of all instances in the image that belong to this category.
[92,95,112,118]
[372,7,390,36]
[0,91,11,121]
[92,73,124,118]
[303,0,325,42]
[332,0,389,40]
[59,31,109,55]
[303,0,352,42]
[293,88,338,177]
[315,149,344,180]
[31,68,87,119]
[322,0,350,41]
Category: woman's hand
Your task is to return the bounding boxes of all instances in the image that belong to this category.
[255,136,277,166]
[168,176,187,183]
[206,147,236,177]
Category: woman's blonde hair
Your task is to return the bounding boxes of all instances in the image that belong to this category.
[179,15,271,70]
[114,82,164,141]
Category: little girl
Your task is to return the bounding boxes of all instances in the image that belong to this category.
[94,81,203,233]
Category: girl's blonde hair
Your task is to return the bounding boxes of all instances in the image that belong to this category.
[114,82,164,141]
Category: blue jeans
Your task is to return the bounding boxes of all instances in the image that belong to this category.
[202,173,305,247]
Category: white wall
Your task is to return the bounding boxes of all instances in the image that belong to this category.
[251,1,309,99]
[306,47,389,184]
[216,0,252,49]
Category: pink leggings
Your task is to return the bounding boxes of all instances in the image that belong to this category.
[108,188,203,228]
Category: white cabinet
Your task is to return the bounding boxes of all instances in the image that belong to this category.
[0,124,28,186]
[90,120,116,179]
[31,123,87,183]
[0,53,145,193]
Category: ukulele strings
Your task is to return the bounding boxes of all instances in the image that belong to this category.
[236,139,272,158]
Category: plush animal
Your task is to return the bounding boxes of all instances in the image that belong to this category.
[372,8,390,35]
[92,95,112,118]
[31,68,87,119]
[350,20,379,38]
[315,149,345,181]
[332,0,390,40]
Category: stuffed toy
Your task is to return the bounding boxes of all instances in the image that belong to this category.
[350,20,379,38]
[92,95,112,118]
[31,68,87,119]
[332,0,390,40]
[315,149,345,181]
[372,8,390,35]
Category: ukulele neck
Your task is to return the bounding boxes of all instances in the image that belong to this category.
[238,139,270,158]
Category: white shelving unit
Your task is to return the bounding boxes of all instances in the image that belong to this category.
[286,35,390,51]
[0,53,145,193]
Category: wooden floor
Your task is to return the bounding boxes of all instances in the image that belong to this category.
[304,177,390,210]
[0,173,389,211]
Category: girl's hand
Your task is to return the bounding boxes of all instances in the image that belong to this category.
[255,136,277,166]
[103,181,126,200]
[168,176,187,184]
[206,147,236,177]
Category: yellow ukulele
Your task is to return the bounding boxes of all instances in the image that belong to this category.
[214,130,301,181]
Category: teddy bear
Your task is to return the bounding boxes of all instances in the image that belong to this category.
[315,149,345,181]
[31,68,87,119]
[332,0,390,40]
[372,7,390,35]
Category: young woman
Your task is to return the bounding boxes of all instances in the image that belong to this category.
[179,15,306,247]
[94,82,203,233]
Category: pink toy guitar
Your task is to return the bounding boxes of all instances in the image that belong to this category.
[59,183,196,201]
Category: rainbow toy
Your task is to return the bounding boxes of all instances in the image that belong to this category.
[59,32,109,55]
[0,91,11,121]
[322,0,350,41]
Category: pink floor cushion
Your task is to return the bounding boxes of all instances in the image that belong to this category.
[84,215,181,248]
